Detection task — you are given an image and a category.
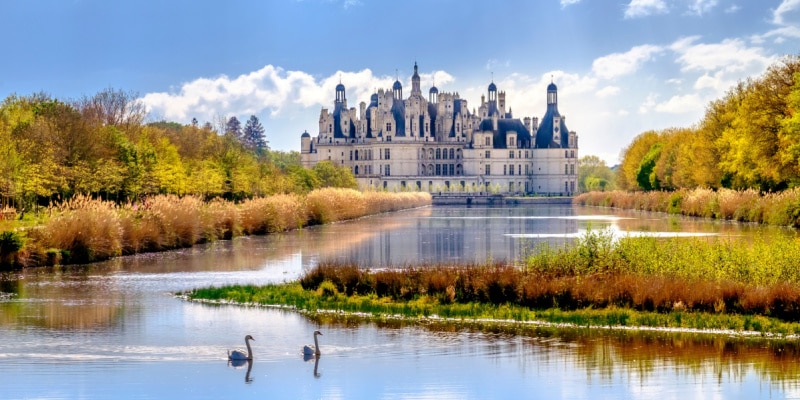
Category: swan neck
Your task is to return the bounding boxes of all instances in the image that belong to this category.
[245,337,253,359]
[314,334,320,355]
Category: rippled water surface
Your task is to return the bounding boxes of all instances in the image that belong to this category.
[1,204,799,399]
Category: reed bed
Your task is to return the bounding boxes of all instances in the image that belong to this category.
[575,188,800,227]
[6,189,431,268]
[234,230,800,327]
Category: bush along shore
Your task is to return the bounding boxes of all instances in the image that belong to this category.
[183,230,800,337]
[0,188,431,269]
[574,188,800,228]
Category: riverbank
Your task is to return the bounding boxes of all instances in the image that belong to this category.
[0,189,431,269]
[574,188,800,228]
[183,229,800,337]
[181,281,800,338]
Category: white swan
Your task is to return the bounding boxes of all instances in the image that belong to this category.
[303,330,323,356]
[228,334,255,360]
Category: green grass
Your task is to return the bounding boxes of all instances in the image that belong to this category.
[182,282,800,337]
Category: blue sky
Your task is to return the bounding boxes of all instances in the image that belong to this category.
[2,0,799,164]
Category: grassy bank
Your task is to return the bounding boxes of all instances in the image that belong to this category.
[574,188,800,227]
[0,189,430,269]
[183,230,800,336]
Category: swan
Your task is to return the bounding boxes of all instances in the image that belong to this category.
[303,330,323,356]
[228,334,255,360]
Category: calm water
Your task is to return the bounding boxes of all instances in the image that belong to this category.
[1,204,799,399]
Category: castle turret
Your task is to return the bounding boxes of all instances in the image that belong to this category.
[411,62,421,97]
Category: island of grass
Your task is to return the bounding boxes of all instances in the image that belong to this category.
[182,230,800,337]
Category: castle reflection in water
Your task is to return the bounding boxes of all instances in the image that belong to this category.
[306,205,580,267]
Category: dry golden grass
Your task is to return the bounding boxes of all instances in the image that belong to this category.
[300,259,800,321]
[14,190,430,267]
[576,188,800,228]
[31,195,123,263]
[240,194,307,234]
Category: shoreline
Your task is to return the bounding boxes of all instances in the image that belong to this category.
[178,290,800,340]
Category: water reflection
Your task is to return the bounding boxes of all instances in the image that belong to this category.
[2,204,799,399]
[228,359,254,383]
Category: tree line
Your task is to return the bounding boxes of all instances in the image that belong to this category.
[0,89,356,210]
[617,55,800,192]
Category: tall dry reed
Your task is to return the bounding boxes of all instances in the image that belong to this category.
[575,188,800,228]
[15,190,430,267]
[31,195,122,263]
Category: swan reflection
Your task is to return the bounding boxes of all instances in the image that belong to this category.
[228,358,254,383]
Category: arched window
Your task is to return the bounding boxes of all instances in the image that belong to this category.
[449,149,455,159]
[436,149,441,159]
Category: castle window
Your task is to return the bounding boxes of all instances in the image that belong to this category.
[386,123,392,132]
[385,165,391,176]
[449,149,454,159]
[425,123,429,133]
[485,137,490,146]
[509,151,514,159]
[570,164,575,175]
[485,164,491,175]
[485,150,491,159]
[571,150,575,158]
[385,148,391,160]
[436,164,441,175]
[436,149,441,159]
[442,149,448,160]
[525,165,529,175]
[504,165,507,175]
[509,165,514,175]
[565,164,569,175]
[449,164,454,175]
[518,165,521,175]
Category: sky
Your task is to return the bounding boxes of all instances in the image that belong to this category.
[2,0,799,165]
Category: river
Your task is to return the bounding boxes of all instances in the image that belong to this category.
[1,204,799,399]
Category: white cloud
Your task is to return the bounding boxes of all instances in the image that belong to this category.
[772,0,800,24]
[639,93,659,114]
[670,36,774,74]
[618,109,630,116]
[752,0,800,42]
[654,93,705,114]
[596,86,621,98]
[624,0,668,18]
[724,4,740,13]
[687,0,718,16]
[666,78,683,86]
[141,64,455,124]
[560,0,581,7]
[592,44,663,80]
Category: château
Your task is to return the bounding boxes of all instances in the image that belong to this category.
[300,63,578,195]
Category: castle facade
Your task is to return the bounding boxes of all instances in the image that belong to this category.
[300,63,578,195]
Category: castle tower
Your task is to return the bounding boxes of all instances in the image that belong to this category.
[335,82,346,105]
[487,81,498,116]
[393,70,403,100]
[411,62,421,97]
[429,85,438,104]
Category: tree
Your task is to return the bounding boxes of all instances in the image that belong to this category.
[242,115,268,151]
[618,130,662,190]
[577,155,616,192]
[312,160,358,189]
[225,116,242,140]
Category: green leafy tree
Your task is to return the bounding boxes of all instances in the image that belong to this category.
[578,155,616,192]
[312,160,358,189]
